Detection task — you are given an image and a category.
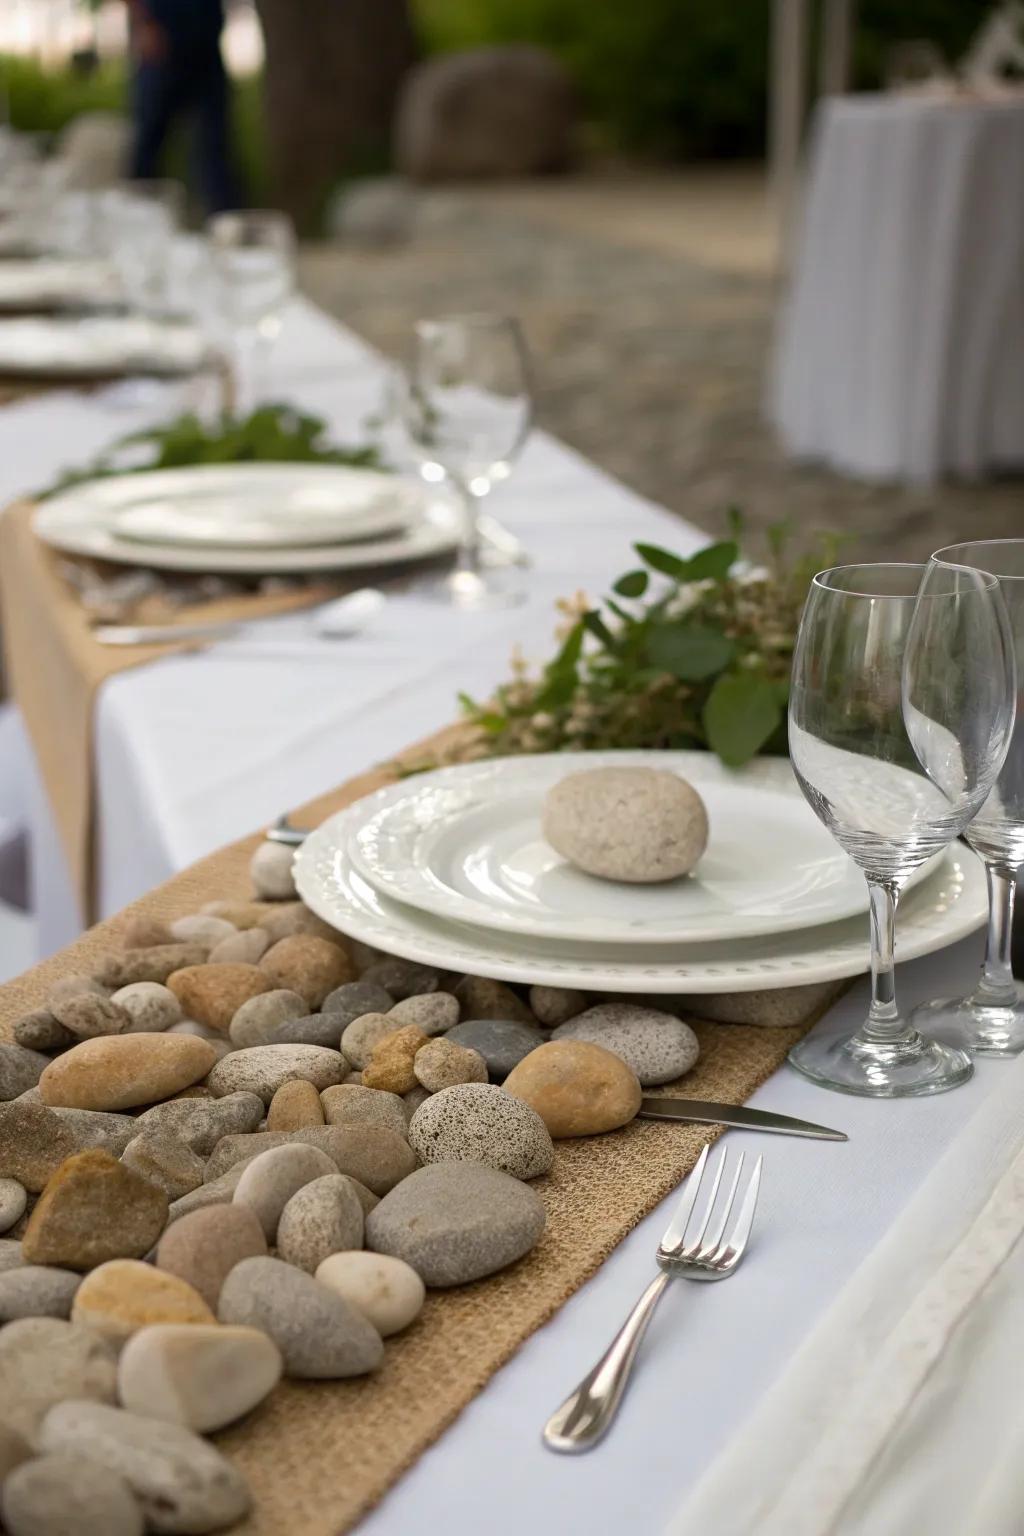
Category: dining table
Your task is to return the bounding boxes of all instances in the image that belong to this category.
[0,289,1015,1535]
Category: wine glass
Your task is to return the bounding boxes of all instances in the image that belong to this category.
[910,541,1024,1054]
[207,210,295,415]
[104,181,185,316]
[787,562,1014,1097]
[401,313,532,610]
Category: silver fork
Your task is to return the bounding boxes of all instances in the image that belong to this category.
[542,1144,762,1454]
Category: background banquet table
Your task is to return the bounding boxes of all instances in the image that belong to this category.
[0,295,1009,1531]
[771,92,1024,483]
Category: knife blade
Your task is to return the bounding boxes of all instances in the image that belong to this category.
[639,1095,847,1142]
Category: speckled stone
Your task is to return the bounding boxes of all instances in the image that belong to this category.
[258,902,339,945]
[316,1250,424,1336]
[39,1036,216,1112]
[22,1151,169,1271]
[39,1401,251,1532]
[72,1260,215,1346]
[232,1143,339,1239]
[529,985,588,1027]
[218,1256,383,1377]
[387,992,460,1036]
[12,1010,75,1053]
[504,1039,642,1136]
[543,765,709,882]
[260,935,353,1010]
[0,1044,49,1102]
[250,840,298,900]
[205,1125,418,1195]
[206,1045,347,1105]
[166,964,274,1035]
[170,914,237,947]
[118,1323,282,1435]
[208,927,271,965]
[2,1452,142,1536]
[321,1084,407,1138]
[274,1012,346,1049]
[155,1202,267,1309]
[0,1178,26,1234]
[362,1025,428,1093]
[445,1019,545,1081]
[0,1104,135,1192]
[228,989,307,1048]
[0,1266,82,1322]
[266,1078,325,1131]
[409,1084,553,1179]
[360,958,440,1000]
[120,1133,205,1199]
[48,994,130,1041]
[134,1092,264,1156]
[109,983,183,1034]
[93,944,209,988]
[0,1319,118,1441]
[340,1012,399,1070]
[366,1162,546,1287]
[122,915,174,949]
[453,976,535,1024]
[322,981,394,1022]
[413,1038,488,1092]
[552,1003,700,1086]
[276,1174,364,1272]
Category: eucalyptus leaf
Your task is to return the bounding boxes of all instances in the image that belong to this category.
[686,540,738,582]
[613,569,649,598]
[646,622,735,681]
[634,542,693,580]
[703,671,783,767]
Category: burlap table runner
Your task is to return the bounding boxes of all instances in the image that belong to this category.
[0,731,844,1535]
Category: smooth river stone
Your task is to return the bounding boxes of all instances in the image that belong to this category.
[228,988,308,1048]
[40,1401,251,1534]
[21,1151,169,1271]
[453,975,535,1024]
[205,1125,418,1195]
[93,944,209,988]
[0,1319,118,1441]
[72,1260,215,1346]
[166,964,274,1034]
[206,1044,347,1104]
[118,1323,282,1434]
[121,915,174,948]
[276,1174,364,1272]
[413,1038,487,1092]
[13,1009,76,1053]
[444,1019,545,1081]
[274,1012,347,1049]
[528,984,587,1027]
[316,1250,424,1336]
[0,1177,27,1233]
[201,900,275,930]
[232,1144,338,1240]
[366,1162,546,1287]
[120,1133,205,1200]
[250,839,298,899]
[48,993,130,1041]
[166,1163,251,1223]
[0,1044,49,1102]
[408,1083,553,1179]
[1,1453,142,1536]
[39,1035,216,1112]
[208,927,271,965]
[0,1240,24,1272]
[360,958,439,1000]
[321,1084,407,1138]
[387,992,460,1035]
[169,914,237,947]
[503,1039,642,1136]
[258,901,340,945]
[340,1013,399,1070]
[321,980,394,1023]
[543,765,709,882]
[266,1078,325,1130]
[0,1266,82,1321]
[552,1002,700,1086]
[155,1203,267,1309]
[260,934,353,1009]
[109,982,183,1033]
[361,1025,428,1093]
[218,1256,383,1378]
[133,1092,264,1156]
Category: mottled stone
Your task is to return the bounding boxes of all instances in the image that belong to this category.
[208,927,271,965]
[93,945,209,988]
[170,914,237,947]
[250,839,297,900]
[414,1037,487,1092]
[275,1012,346,1049]
[367,1161,546,1286]
[40,1035,216,1112]
[362,1024,428,1093]
[47,976,108,1006]
[322,980,394,1022]
[49,994,130,1041]
[118,1323,282,1434]
[12,1010,75,1053]
[109,982,183,1034]
[0,1104,79,1192]
[40,1401,251,1533]
[121,1133,205,1199]
[409,1083,553,1179]
[553,1003,700,1086]
[228,988,307,1048]
[266,1078,325,1131]
[0,1266,81,1321]
[218,1256,383,1377]
[132,1093,261,1159]
[529,984,587,1027]
[260,935,353,1010]
[206,1044,347,1104]
[316,1250,424,1337]
[232,1143,338,1239]
[0,1177,26,1233]
[205,1125,418,1195]
[445,1018,545,1081]
[453,975,535,1024]
[2,1452,142,1536]
[22,1151,169,1271]
[155,1203,267,1309]
[72,1260,214,1346]
[166,1163,250,1223]
[504,1039,642,1136]
[276,1174,364,1271]
[544,766,708,882]
[388,991,460,1035]
[48,1109,137,1156]
[0,1319,118,1441]
[166,964,274,1035]
[0,1044,49,1101]
[360,958,439,1000]
[340,1012,399,1070]
[122,916,174,949]
[259,901,339,945]
[321,1083,408,1137]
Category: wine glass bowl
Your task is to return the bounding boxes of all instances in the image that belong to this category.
[207,210,296,412]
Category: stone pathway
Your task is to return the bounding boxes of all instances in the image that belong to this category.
[299,189,1024,564]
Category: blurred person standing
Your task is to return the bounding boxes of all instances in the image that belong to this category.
[126,0,238,213]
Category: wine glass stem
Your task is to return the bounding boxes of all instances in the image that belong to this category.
[455,482,483,578]
[864,877,902,1043]
[976,865,1018,1008]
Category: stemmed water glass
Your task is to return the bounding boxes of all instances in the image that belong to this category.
[787,562,1015,1097]
[207,210,295,415]
[910,540,1024,1054]
[401,313,532,610]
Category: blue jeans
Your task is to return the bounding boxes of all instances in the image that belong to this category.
[130,45,237,214]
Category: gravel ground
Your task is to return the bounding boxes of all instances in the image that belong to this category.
[299,194,1024,563]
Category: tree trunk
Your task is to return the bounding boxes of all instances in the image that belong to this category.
[254,0,416,228]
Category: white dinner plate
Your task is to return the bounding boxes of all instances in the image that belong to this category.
[295,810,987,994]
[345,751,936,945]
[0,258,119,313]
[34,464,462,575]
[0,314,204,377]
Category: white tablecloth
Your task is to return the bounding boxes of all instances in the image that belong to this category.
[771,93,1024,483]
[0,296,1013,1534]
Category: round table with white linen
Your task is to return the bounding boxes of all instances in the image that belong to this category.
[771,91,1024,484]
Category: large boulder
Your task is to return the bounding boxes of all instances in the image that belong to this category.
[395,46,574,182]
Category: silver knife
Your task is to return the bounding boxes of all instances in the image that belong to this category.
[639,1095,847,1142]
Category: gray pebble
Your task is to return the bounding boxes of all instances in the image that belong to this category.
[403,1086,430,1120]
[170,914,237,947]
[47,1109,147,1157]
[321,980,394,1022]
[218,1256,382,1377]
[367,1161,546,1286]
[360,959,440,1000]
[206,1045,347,1104]
[121,1132,205,1199]
[552,1003,700,1086]
[0,1267,82,1322]
[340,1013,398,1070]
[166,1163,250,1224]
[275,1012,345,1049]
[47,977,108,1005]
[445,1019,545,1080]
[0,1240,24,1272]
[232,1143,338,1239]
[0,1319,118,1441]
[250,840,298,900]
[409,1083,553,1179]
[321,1083,408,1138]
[0,1045,49,1102]
[92,944,209,989]
[109,983,182,1034]
[228,989,307,1048]
[529,985,587,1027]
[208,927,271,965]
[2,1452,143,1536]
[47,994,125,1040]
[40,1401,250,1533]
[388,992,460,1035]
[204,1125,418,1195]
[453,975,535,1024]
[0,1420,29,1483]
[276,1174,365,1272]
[0,1178,26,1234]
[134,1092,264,1156]
[12,1010,75,1053]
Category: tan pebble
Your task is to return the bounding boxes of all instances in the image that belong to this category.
[121,916,173,949]
[118,1322,282,1434]
[48,994,131,1041]
[454,975,536,1024]
[120,1132,205,1199]
[388,992,460,1035]
[200,900,274,930]
[0,1103,89,1193]
[39,1035,216,1112]
[259,902,340,945]
[413,1037,488,1092]
[362,1025,428,1093]
[503,1039,642,1137]
[166,964,274,1034]
[0,1319,118,1442]
[169,915,237,946]
[260,934,352,1009]
[250,840,297,900]
[72,1260,214,1347]
[529,984,588,1027]
[208,928,270,965]
[47,976,108,1006]
[321,1083,407,1137]
[22,1151,169,1271]
[155,1203,267,1309]
[92,945,209,989]
[340,1012,398,1070]
[267,1079,324,1131]
[109,982,182,1034]
[0,1419,31,1482]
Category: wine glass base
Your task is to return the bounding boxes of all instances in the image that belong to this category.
[909,993,1024,1057]
[417,566,526,611]
[788,1026,973,1098]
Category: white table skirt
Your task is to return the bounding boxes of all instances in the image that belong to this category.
[771,93,1024,483]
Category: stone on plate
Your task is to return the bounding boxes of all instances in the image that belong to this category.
[232,1143,338,1240]
[321,1083,407,1137]
[205,1125,417,1195]
[316,1250,424,1337]
[21,1150,169,1271]
[155,1203,267,1309]
[362,1025,427,1093]
[2,1452,143,1536]
[260,935,353,1009]
[0,1319,118,1441]
[552,1002,700,1086]
[38,1035,216,1112]
[71,1260,215,1346]
[109,983,183,1034]
[166,964,273,1034]
[543,765,709,883]
[228,988,307,1048]
[134,1092,264,1156]
[120,1132,205,1200]
[413,1037,487,1092]
[250,840,297,900]
[444,1018,544,1081]
[266,1077,325,1130]
[408,1083,553,1179]
[387,992,459,1035]
[0,1266,82,1322]
[118,1323,282,1434]
[206,1044,347,1104]
[218,1256,383,1378]
[503,1039,642,1136]
[276,1173,365,1271]
[0,1044,49,1102]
